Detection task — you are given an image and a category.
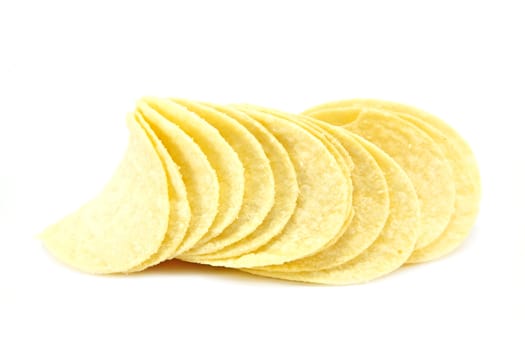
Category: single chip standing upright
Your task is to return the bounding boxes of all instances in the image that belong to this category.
[127,111,191,272]
[40,115,171,273]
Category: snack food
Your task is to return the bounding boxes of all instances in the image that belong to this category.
[306,107,455,250]
[306,99,481,262]
[183,106,350,268]
[136,102,218,255]
[252,120,389,272]
[41,115,173,273]
[240,105,355,252]
[173,100,275,257]
[143,97,245,246]
[128,111,191,271]
[41,97,479,284]
[180,103,299,260]
[244,137,420,284]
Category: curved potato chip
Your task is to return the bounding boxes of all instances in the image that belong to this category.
[128,112,191,272]
[185,106,350,268]
[254,120,389,272]
[143,97,244,246]
[127,112,191,271]
[184,104,299,260]
[305,106,454,250]
[315,99,480,262]
[40,115,170,273]
[136,102,219,255]
[241,105,354,252]
[244,136,420,284]
[174,99,275,256]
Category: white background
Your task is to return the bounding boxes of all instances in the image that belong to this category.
[1,1,523,349]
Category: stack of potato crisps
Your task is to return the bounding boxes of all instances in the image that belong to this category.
[41,98,481,284]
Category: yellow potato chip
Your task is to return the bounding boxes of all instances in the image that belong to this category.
[174,99,275,256]
[127,111,191,271]
[41,95,476,282]
[143,97,245,246]
[306,106,455,250]
[316,99,480,263]
[253,120,389,272]
[241,105,355,252]
[136,102,219,255]
[185,106,350,268]
[183,104,299,260]
[40,115,171,273]
[244,136,420,284]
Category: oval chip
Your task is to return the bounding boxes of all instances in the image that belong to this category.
[175,99,275,257]
[142,97,245,248]
[127,111,191,271]
[40,115,171,273]
[305,106,455,250]
[184,104,299,260]
[316,99,481,263]
[244,136,420,284]
[253,120,389,272]
[242,105,355,253]
[136,102,219,256]
[185,106,350,268]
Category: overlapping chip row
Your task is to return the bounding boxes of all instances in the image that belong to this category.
[41,98,481,284]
